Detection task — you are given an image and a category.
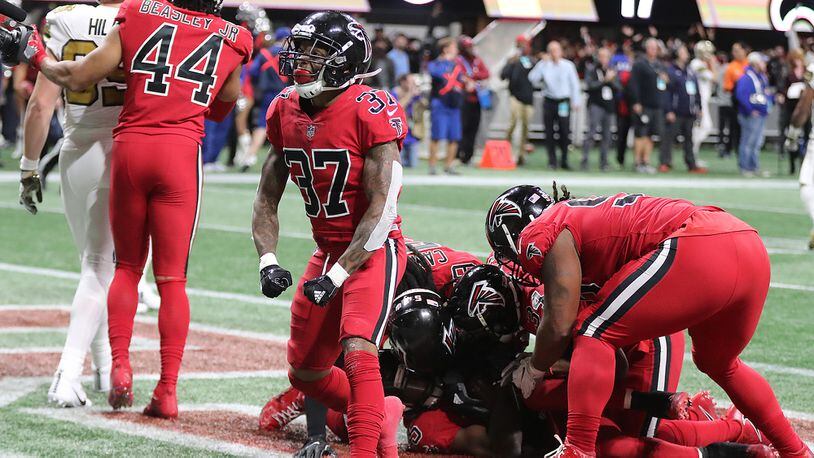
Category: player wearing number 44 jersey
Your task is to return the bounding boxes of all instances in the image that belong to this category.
[252,11,407,457]
[485,186,811,458]
[7,0,252,418]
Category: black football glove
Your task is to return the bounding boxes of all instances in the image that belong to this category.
[19,170,42,215]
[294,435,336,458]
[259,264,292,298]
[303,275,339,306]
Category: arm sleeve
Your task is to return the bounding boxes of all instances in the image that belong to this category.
[500,61,512,81]
[584,65,602,91]
[528,61,543,86]
[735,76,751,110]
[358,90,409,153]
[569,63,581,105]
[517,221,566,278]
[427,60,445,79]
[474,58,490,80]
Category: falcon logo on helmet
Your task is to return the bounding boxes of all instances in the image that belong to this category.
[441,318,456,355]
[487,198,522,232]
[526,242,543,260]
[770,0,814,31]
[467,280,506,318]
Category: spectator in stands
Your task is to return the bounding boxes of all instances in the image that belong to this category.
[528,40,581,170]
[582,46,619,171]
[388,33,411,80]
[735,52,772,177]
[238,27,290,172]
[392,74,424,167]
[501,35,537,165]
[612,40,634,168]
[457,36,490,166]
[721,42,749,157]
[428,37,464,175]
[780,49,810,175]
[628,37,667,174]
[660,44,706,173]
[370,39,396,90]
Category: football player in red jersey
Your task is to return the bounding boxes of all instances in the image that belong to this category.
[6,0,253,418]
[251,12,408,457]
[485,185,810,457]
[405,239,482,298]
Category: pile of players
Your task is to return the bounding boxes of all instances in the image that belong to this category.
[258,222,793,457]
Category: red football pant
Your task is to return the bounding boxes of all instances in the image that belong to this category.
[656,418,746,446]
[287,238,406,457]
[566,231,804,455]
[107,134,202,388]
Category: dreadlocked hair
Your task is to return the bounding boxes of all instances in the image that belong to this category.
[552,181,571,202]
[170,0,222,15]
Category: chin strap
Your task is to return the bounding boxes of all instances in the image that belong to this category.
[320,67,383,94]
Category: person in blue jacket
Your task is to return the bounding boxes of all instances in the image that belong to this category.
[735,52,773,176]
[427,37,464,175]
[659,44,706,173]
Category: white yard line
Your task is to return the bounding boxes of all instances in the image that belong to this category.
[0,377,48,408]
[178,403,262,417]
[19,407,282,457]
[134,315,288,344]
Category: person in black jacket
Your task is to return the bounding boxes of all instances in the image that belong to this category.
[659,45,707,173]
[628,38,668,174]
[501,35,537,165]
[581,47,620,171]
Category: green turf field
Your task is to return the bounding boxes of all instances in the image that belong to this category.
[0,146,812,456]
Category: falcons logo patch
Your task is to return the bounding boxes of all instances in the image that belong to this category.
[389,118,404,137]
[467,280,505,317]
[770,0,814,31]
[487,198,522,232]
[526,242,543,260]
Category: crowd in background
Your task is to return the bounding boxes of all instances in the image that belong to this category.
[1,4,811,179]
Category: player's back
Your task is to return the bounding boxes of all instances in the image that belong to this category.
[114,0,251,142]
[45,3,125,141]
[407,240,481,298]
[520,194,708,285]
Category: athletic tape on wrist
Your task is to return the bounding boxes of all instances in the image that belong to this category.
[259,253,278,271]
[326,263,350,287]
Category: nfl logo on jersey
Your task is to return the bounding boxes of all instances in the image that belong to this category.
[306,124,316,139]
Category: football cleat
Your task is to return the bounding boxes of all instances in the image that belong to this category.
[377,396,405,458]
[544,436,596,458]
[93,365,111,392]
[688,390,718,421]
[725,406,771,446]
[667,391,690,420]
[703,442,776,458]
[143,384,178,419]
[48,370,91,408]
[108,360,133,410]
[258,386,305,431]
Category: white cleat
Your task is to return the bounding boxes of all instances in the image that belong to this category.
[137,282,160,313]
[48,370,91,408]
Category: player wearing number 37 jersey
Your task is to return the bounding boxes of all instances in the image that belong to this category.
[11,0,252,419]
[252,11,408,457]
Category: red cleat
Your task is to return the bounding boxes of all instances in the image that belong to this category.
[725,405,771,446]
[546,436,596,458]
[687,390,718,421]
[258,386,305,431]
[143,384,178,419]
[378,396,405,458]
[667,391,690,420]
[108,360,133,410]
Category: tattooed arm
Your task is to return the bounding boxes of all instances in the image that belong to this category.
[252,146,289,257]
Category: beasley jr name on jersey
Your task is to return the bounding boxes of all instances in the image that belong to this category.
[44,4,126,136]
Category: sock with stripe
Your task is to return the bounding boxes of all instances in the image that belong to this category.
[656,418,743,447]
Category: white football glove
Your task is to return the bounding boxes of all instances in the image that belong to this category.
[501,353,547,399]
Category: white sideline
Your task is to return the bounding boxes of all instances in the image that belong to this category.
[20,407,282,457]
[134,315,289,344]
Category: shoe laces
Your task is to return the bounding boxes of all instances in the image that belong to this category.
[544,435,565,458]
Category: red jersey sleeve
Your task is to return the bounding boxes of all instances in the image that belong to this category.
[517,218,566,277]
[226,25,253,65]
[265,91,288,150]
[114,0,135,29]
[356,89,408,153]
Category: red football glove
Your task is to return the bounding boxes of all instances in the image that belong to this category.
[23,26,47,70]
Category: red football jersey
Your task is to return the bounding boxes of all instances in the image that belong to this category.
[519,285,545,335]
[114,0,252,142]
[517,193,753,288]
[266,85,408,247]
[407,240,482,299]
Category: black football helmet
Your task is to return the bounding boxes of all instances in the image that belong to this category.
[395,244,437,296]
[389,288,456,375]
[447,265,521,341]
[486,185,554,266]
[279,11,375,99]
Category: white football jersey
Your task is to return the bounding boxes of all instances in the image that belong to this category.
[44,3,124,140]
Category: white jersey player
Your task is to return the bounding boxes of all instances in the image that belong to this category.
[801,142,814,250]
[788,62,814,250]
[19,0,158,408]
[690,40,717,157]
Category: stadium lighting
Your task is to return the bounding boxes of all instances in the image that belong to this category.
[403,0,434,4]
